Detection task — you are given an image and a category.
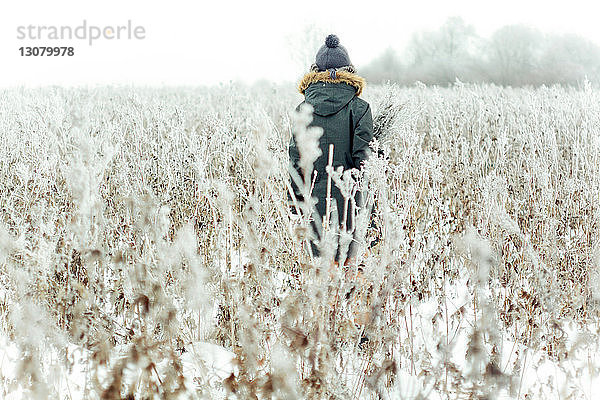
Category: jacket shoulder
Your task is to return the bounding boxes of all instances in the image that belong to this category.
[350,96,370,118]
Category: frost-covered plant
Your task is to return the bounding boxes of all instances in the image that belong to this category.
[0,81,599,399]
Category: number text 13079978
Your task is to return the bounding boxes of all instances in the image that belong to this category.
[19,47,75,56]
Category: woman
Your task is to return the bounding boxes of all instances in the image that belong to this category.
[288,34,374,266]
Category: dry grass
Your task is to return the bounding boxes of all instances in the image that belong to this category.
[0,81,599,399]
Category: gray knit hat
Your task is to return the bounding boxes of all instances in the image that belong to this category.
[314,34,353,71]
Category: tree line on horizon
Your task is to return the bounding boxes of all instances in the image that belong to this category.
[360,17,600,87]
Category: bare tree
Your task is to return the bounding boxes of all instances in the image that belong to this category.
[361,17,600,86]
[285,24,328,77]
[538,33,600,84]
[361,47,403,84]
[485,25,543,85]
[405,17,479,84]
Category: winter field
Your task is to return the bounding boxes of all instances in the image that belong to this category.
[0,81,599,399]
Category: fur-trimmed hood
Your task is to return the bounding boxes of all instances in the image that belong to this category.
[298,70,365,97]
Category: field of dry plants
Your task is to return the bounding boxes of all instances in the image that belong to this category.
[0,80,599,399]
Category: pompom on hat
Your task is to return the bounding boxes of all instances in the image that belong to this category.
[314,34,354,72]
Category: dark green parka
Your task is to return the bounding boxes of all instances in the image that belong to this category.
[288,70,373,259]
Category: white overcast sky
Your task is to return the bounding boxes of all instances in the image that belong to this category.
[0,0,599,87]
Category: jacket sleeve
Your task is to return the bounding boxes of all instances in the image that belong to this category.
[288,136,304,205]
[352,104,374,169]
[288,102,305,206]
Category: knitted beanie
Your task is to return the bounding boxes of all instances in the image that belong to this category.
[315,34,352,71]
